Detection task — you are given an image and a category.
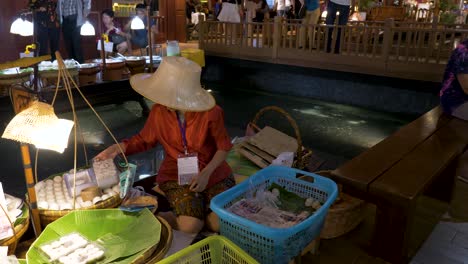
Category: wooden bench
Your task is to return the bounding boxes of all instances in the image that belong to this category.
[331,106,468,264]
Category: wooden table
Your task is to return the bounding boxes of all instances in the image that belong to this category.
[40,79,150,116]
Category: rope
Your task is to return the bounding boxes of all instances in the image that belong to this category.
[62,58,129,167]
[30,51,129,211]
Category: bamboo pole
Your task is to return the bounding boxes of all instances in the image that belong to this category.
[148,4,154,73]
[20,143,42,236]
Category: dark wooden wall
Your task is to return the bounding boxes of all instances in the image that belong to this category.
[159,0,186,42]
[1,0,114,62]
[1,0,31,62]
[0,0,183,63]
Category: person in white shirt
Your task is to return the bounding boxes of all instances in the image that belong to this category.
[325,0,351,53]
[274,0,293,18]
[244,0,258,22]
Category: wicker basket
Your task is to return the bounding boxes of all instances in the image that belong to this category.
[38,194,122,227]
[0,70,32,97]
[0,205,30,255]
[300,170,367,239]
[141,216,174,263]
[247,106,313,170]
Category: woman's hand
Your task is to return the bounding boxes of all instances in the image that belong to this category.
[95,143,126,161]
[189,150,228,192]
[189,168,212,192]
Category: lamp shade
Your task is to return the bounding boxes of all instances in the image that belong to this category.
[131,17,145,30]
[2,101,74,153]
[10,18,23,34]
[321,11,328,18]
[19,20,34,36]
[80,21,95,36]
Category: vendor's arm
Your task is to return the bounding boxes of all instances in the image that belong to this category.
[190,107,233,192]
[190,150,228,192]
[95,105,159,160]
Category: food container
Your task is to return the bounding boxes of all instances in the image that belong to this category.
[92,159,119,189]
[63,168,97,197]
[80,186,102,202]
[39,60,79,87]
[143,56,161,72]
[93,58,126,81]
[125,56,146,75]
[38,233,105,264]
[78,63,100,85]
[0,68,32,97]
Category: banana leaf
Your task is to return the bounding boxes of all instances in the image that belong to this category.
[226,148,260,177]
[26,209,161,264]
[13,203,29,227]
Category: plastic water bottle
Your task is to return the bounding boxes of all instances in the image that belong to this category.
[166,40,180,56]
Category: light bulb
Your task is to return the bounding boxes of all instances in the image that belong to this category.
[10,18,23,34]
[321,11,328,18]
[131,16,145,30]
[80,21,95,36]
[19,20,34,36]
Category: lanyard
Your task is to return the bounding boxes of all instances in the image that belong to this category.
[176,112,188,155]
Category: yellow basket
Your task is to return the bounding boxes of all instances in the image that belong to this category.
[180,48,205,67]
[157,235,259,264]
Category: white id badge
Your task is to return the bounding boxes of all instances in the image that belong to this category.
[177,153,199,186]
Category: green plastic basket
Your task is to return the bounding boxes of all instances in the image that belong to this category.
[157,235,259,264]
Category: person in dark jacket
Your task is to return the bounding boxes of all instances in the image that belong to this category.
[31,0,60,61]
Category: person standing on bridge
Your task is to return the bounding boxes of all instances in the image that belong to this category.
[440,39,468,120]
[325,0,350,53]
[298,0,320,49]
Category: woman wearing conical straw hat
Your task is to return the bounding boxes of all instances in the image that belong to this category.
[95,57,235,234]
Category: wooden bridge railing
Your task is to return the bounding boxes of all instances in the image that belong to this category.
[199,17,468,82]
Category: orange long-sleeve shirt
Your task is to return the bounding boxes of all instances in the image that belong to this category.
[123,104,233,188]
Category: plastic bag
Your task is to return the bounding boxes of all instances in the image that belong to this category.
[119,186,158,213]
[119,163,137,199]
[271,152,294,168]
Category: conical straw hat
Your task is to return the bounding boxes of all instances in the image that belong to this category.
[130,56,215,112]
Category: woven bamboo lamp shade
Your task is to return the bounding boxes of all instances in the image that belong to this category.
[2,101,74,153]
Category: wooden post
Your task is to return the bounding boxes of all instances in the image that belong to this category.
[21,144,42,236]
[100,35,107,72]
[272,16,281,59]
[199,19,205,50]
[10,87,42,236]
[382,18,394,64]
[147,5,154,73]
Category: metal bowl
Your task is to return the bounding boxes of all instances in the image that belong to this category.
[79,63,99,69]
[92,58,125,64]
[125,56,145,62]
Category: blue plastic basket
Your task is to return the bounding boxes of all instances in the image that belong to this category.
[210,166,338,264]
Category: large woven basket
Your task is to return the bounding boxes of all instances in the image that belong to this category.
[0,204,30,255]
[300,170,367,239]
[142,216,174,263]
[38,194,121,227]
[247,106,313,170]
